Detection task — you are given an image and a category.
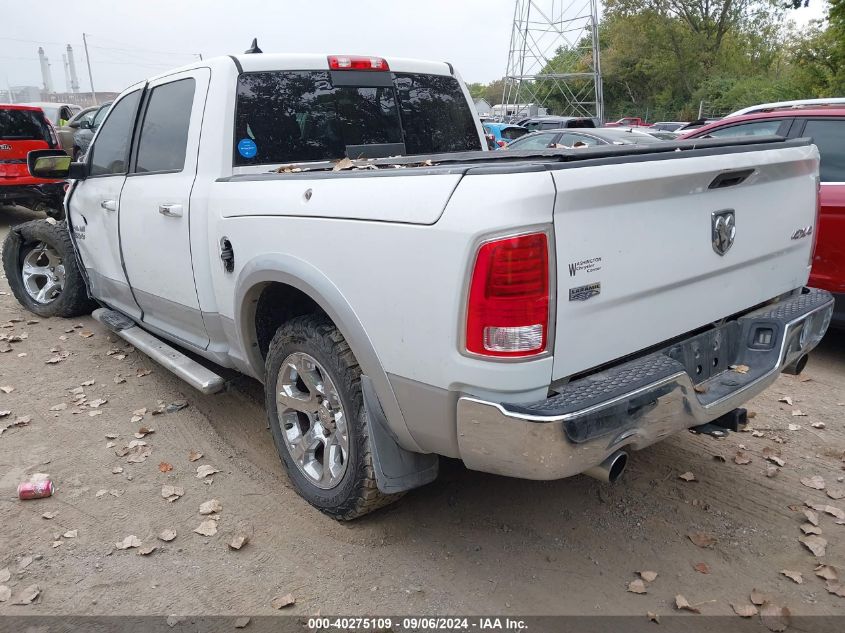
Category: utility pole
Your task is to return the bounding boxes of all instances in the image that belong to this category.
[82,32,97,105]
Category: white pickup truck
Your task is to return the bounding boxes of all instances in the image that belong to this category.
[3,52,834,519]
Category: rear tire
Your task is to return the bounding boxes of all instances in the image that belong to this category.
[2,219,94,318]
[264,314,401,520]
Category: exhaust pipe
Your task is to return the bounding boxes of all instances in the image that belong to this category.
[783,354,809,376]
[583,450,628,483]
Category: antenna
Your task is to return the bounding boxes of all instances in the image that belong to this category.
[501,0,603,122]
[244,38,262,54]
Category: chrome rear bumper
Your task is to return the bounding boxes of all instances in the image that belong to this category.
[457,288,834,480]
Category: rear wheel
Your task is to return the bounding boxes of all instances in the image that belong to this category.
[2,219,94,318]
[264,314,401,520]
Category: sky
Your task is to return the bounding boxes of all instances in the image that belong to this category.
[0,0,830,95]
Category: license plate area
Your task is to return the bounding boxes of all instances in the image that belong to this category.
[663,322,741,384]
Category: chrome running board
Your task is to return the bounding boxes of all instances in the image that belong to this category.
[92,308,224,395]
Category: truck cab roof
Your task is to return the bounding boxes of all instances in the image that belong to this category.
[143,53,455,84]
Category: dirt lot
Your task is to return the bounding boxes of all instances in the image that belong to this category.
[1,206,845,620]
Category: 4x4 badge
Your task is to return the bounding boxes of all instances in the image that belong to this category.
[712,209,736,256]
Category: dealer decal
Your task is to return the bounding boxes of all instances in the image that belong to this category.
[568,256,602,277]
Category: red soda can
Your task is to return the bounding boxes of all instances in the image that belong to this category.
[18,480,54,500]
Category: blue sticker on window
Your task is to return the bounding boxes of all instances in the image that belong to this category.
[237,138,257,159]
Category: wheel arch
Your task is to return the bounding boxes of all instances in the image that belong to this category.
[234,253,421,453]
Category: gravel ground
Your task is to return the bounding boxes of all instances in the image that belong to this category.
[1,206,844,621]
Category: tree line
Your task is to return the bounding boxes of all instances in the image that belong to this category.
[467,0,844,121]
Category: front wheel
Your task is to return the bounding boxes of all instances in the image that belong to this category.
[264,315,401,520]
[2,219,95,318]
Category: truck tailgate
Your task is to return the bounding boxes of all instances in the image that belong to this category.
[551,142,819,380]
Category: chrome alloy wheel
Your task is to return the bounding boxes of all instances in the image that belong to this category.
[276,352,349,489]
[22,242,65,304]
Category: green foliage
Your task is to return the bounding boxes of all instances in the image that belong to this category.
[471,0,842,122]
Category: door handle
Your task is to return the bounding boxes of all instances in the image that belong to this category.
[100,199,117,212]
[159,204,183,217]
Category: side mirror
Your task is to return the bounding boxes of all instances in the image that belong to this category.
[28,150,72,179]
[80,119,92,130]
[28,149,88,180]
[68,120,80,129]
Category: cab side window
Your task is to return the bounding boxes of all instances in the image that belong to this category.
[559,133,600,147]
[803,120,845,183]
[93,104,111,128]
[134,79,195,173]
[703,120,783,138]
[512,132,557,149]
[89,91,141,176]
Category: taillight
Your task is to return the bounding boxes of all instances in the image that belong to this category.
[46,121,58,148]
[466,232,550,357]
[811,175,821,267]
[328,55,389,71]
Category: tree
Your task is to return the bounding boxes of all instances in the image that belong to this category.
[468,0,840,120]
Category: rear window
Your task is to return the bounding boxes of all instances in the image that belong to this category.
[565,118,596,129]
[0,109,52,142]
[233,70,481,165]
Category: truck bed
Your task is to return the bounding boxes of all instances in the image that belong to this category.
[220,135,808,178]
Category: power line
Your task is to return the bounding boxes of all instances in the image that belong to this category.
[90,59,175,68]
[0,35,202,59]
[88,43,198,57]
[0,36,68,46]
[0,55,176,69]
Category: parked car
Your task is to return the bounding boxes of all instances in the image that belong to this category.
[727,98,845,118]
[520,116,597,131]
[5,53,832,521]
[640,129,682,140]
[505,127,662,150]
[482,122,528,148]
[650,121,687,132]
[0,104,65,217]
[56,106,97,156]
[73,101,112,159]
[22,102,82,127]
[681,108,845,327]
[605,116,646,127]
[677,118,721,132]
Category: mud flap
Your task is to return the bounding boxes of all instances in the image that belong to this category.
[1,226,23,271]
[361,375,439,494]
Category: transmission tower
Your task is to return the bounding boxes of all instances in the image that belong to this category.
[501,0,603,121]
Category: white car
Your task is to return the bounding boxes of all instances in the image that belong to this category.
[727,98,845,117]
[5,51,834,519]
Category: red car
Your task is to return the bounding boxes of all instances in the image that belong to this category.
[0,104,66,217]
[681,108,845,327]
[606,117,646,127]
